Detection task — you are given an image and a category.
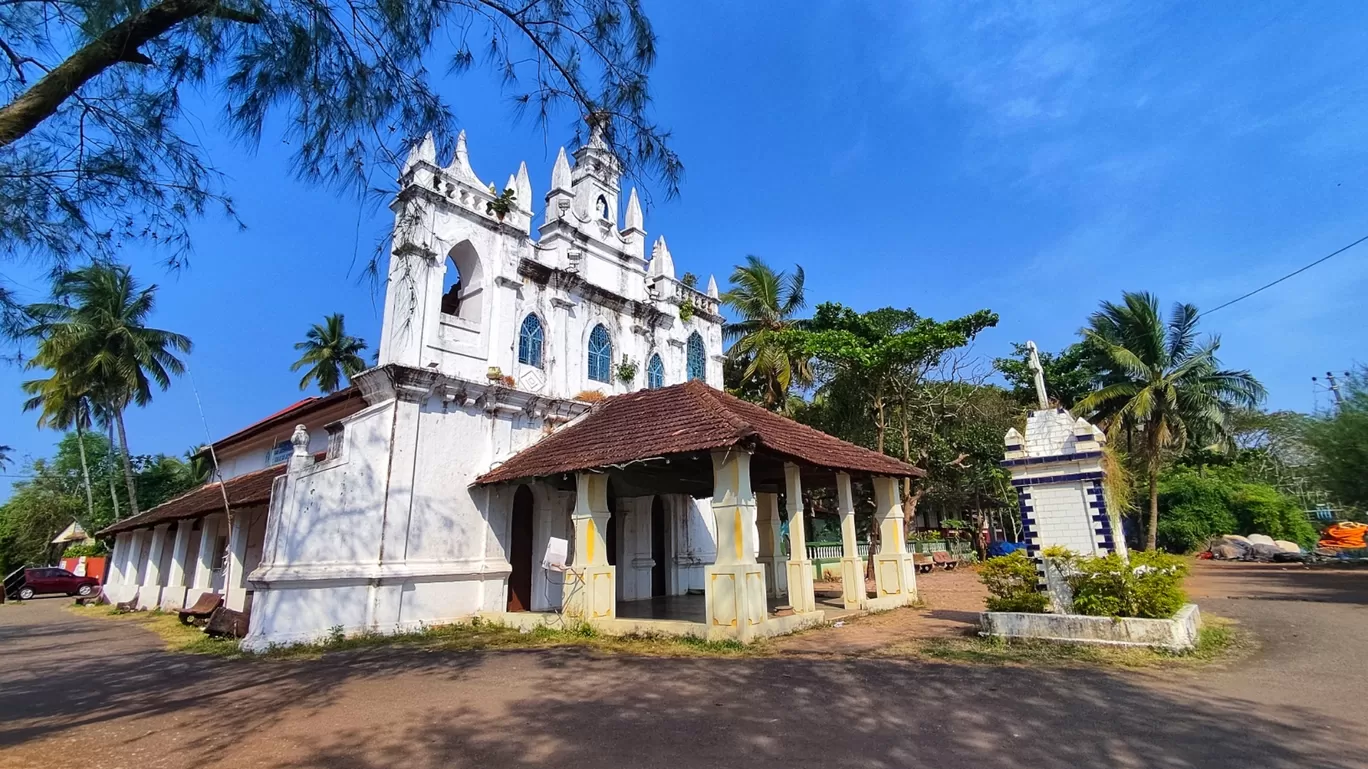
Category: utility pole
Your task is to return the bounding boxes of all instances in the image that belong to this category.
[1313,371,1349,411]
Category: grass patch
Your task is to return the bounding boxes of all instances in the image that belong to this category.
[903,617,1247,669]
[67,604,762,660]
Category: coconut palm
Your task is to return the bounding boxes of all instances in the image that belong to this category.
[21,369,97,521]
[25,264,192,520]
[0,444,11,470]
[291,314,368,394]
[1074,292,1265,551]
[720,256,811,410]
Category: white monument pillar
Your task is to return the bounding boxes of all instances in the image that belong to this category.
[563,472,616,620]
[783,462,816,614]
[161,519,195,609]
[755,492,787,598]
[138,523,171,610]
[193,515,220,592]
[225,514,251,612]
[870,476,917,607]
[704,448,768,641]
[836,472,866,610]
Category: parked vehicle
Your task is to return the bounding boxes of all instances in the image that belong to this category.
[6,567,100,600]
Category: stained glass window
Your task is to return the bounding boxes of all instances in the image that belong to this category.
[687,332,706,381]
[518,314,544,368]
[647,354,665,389]
[588,324,612,382]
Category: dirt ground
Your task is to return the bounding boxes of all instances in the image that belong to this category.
[2,561,1366,769]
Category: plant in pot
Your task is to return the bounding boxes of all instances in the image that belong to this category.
[486,186,517,222]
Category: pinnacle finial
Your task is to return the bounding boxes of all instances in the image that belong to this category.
[706,275,719,299]
[649,236,674,279]
[402,132,436,173]
[551,146,572,191]
[623,188,644,233]
[515,162,533,212]
[449,129,478,182]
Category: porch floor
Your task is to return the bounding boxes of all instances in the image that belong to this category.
[614,590,863,623]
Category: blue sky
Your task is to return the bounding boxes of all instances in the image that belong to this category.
[3,0,1366,486]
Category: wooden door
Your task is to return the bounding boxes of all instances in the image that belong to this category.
[650,497,667,596]
[507,486,534,612]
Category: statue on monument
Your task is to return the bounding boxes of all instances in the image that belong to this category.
[1026,340,1049,410]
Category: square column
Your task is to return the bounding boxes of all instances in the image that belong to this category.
[193,515,220,591]
[563,473,616,620]
[871,476,917,607]
[225,514,251,612]
[137,524,171,610]
[161,519,195,610]
[107,532,130,586]
[756,492,787,598]
[783,463,816,614]
[836,473,867,610]
[705,449,768,642]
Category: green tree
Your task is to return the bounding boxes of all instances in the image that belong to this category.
[1303,368,1368,511]
[291,313,368,394]
[994,340,1101,410]
[1074,292,1265,551]
[20,369,98,521]
[0,444,10,470]
[721,256,810,410]
[1157,465,1317,552]
[24,263,192,520]
[0,0,679,323]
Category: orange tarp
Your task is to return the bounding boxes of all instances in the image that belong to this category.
[1317,521,1367,550]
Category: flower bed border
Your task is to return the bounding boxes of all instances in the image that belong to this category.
[979,603,1202,651]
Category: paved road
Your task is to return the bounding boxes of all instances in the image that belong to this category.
[2,562,1365,769]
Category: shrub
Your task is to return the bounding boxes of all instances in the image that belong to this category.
[979,551,1048,613]
[61,541,108,558]
[1158,467,1317,552]
[1068,551,1187,619]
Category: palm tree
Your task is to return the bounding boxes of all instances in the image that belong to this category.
[1074,292,1265,551]
[25,263,192,520]
[291,313,368,394]
[21,369,97,521]
[720,256,811,410]
[0,444,11,470]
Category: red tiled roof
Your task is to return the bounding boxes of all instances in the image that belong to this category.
[97,462,288,536]
[204,387,362,455]
[476,380,921,485]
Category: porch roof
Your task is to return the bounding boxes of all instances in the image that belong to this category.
[475,380,921,487]
[97,462,287,537]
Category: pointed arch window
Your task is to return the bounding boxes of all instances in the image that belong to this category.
[518,314,544,368]
[647,354,665,389]
[687,332,706,381]
[588,324,612,383]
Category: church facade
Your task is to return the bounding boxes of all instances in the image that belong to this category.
[240,128,730,649]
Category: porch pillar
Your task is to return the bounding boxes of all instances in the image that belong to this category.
[563,473,616,620]
[123,530,145,585]
[138,524,171,610]
[107,533,130,586]
[159,519,194,609]
[705,448,767,641]
[783,462,816,614]
[755,492,787,598]
[225,514,250,612]
[193,515,219,592]
[836,472,866,610]
[871,476,918,606]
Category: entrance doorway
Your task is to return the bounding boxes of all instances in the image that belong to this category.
[650,496,667,596]
[507,485,534,612]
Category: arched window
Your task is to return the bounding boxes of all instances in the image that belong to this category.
[647,354,665,389]
[518,314,544,368]
[687,332,706,381]
[440,241,483,321]
[588,324,612,383]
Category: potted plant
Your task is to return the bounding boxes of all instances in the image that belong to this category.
[615,355,638,384]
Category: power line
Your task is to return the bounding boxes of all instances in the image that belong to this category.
[1199,232,1368,317]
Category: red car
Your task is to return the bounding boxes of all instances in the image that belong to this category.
[13,567,100,600]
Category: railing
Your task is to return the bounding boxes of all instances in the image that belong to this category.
[806,542,871,560]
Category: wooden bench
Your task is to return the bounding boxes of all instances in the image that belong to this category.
[932,551,959,571]
[178,592,223,625]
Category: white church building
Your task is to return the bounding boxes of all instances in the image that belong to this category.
[100,126,922,648]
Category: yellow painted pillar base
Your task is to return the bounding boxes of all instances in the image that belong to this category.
[562,565,617,621]
[873,552,918,605]
[705,563,767,642]
[786,559,816,614]
[840,556,867,610]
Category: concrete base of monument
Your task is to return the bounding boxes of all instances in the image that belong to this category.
[481,609,828,643]
[979,603,1202,651]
